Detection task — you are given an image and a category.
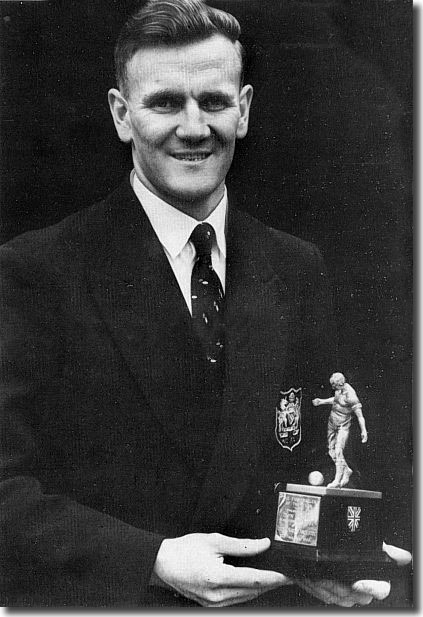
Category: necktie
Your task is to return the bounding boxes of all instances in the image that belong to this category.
[190,223,224,364]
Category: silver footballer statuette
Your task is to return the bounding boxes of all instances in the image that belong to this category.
[312,372,368,488]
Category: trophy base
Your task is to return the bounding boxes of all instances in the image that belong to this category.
[268,541,396,582]
[266,483,398,582]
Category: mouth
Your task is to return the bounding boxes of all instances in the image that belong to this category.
[171,152,211,162]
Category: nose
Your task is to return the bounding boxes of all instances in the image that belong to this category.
[175,99,211,141]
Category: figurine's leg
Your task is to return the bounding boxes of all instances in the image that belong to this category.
[327,422,343,487]
[327,427,351,487]
[327,420,337,463]
[334,426,352,488]
[339,464,353,487]
[338,425,352,486]
[327,463,344,488]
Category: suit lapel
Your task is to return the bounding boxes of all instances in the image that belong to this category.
[191,207,292,529]
[88,181,202,450]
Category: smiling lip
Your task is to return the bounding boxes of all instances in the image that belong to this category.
[171,152,211,161]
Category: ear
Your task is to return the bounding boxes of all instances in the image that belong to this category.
[236,84,254,139]
[108,88,133,143]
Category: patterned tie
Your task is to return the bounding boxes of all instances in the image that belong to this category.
[190,223,224,364]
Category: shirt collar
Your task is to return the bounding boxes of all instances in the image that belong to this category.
[131,171,227,259]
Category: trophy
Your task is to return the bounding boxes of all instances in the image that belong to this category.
[269,373,395,581]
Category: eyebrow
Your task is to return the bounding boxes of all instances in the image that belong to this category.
[198,91,236,105]
[142,89,184,106]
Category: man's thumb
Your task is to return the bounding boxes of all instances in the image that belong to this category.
[213,534,271,557]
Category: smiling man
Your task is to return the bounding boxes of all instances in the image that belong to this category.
[0,0,410,608]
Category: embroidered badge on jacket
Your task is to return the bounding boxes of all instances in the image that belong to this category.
[275,387,302,451]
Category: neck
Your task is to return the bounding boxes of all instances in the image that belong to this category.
[167,196,223,221]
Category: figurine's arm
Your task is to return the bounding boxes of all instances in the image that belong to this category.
[312,397,334,407]
[344,385,367,442]
[352,403,368,443]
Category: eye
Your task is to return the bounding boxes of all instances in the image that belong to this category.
[153,98,180,112]
[147,95,183,112]
[200,95,232,112]
[153,99,173,111]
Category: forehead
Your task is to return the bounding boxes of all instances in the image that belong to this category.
[126,35,242,95]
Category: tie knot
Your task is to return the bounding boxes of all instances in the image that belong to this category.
[190,223,216,260]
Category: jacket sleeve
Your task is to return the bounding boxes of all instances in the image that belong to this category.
[0,245,165,607]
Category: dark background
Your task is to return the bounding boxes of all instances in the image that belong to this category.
[0,0,413,601]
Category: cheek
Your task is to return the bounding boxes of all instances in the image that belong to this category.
[131,118,171,152]
[213,115,241,146]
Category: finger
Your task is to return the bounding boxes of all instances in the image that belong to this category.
[383,542,412,566]
[212,534,271,557]
[311,579,348,597]
[296,579,366,607]
[221,563,291,589]
[202,586,266,608]
[301,578,352,598]
[352,580,391,601]
[353,592,374,606]
[196,568,290,608]
[295,579,340,605]
[320,579,379,606]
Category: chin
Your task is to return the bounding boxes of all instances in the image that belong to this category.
[166,185,219,206]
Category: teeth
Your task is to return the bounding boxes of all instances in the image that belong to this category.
[173,154,209,161]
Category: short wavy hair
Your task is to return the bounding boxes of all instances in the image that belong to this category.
[330,372,346,387]
[115,0,245,97]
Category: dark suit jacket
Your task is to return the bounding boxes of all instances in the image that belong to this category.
[0,179,334,607]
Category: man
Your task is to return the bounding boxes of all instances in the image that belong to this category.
[312,372,368,488]
[0,0,410,608]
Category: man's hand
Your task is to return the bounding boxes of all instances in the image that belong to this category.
[152,533,291,607]
[361,430,368,443]
[294,543,412,607]
[312,398,321,406]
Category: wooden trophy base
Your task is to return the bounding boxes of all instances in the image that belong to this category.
[268,540,395,582]
[268,483,397,581]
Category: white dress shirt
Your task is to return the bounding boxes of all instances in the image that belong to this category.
[131,172,227,314]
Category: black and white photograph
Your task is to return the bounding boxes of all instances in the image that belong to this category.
[0,0,413,608]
